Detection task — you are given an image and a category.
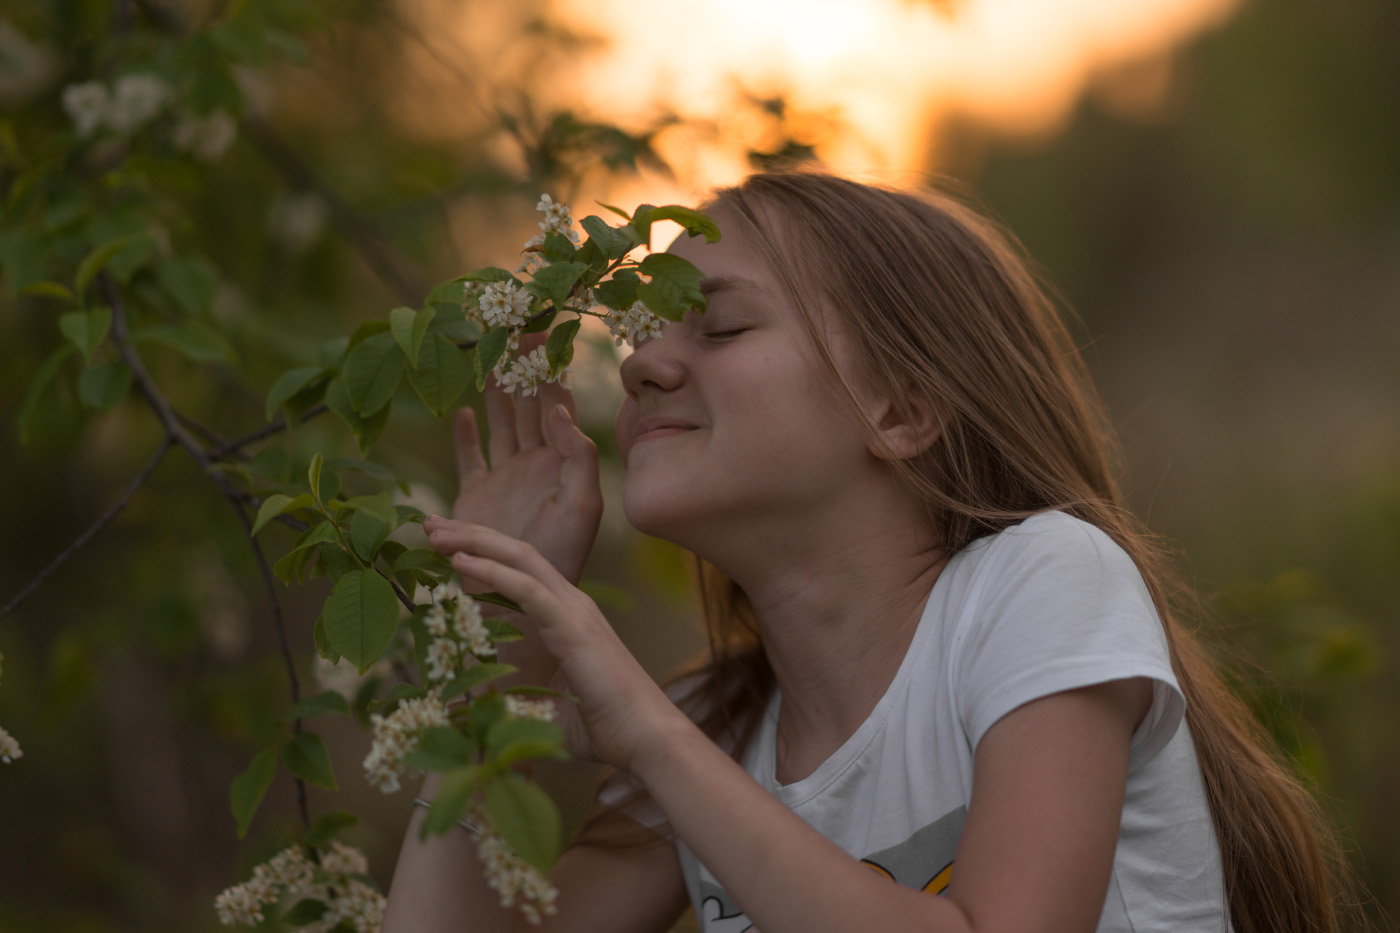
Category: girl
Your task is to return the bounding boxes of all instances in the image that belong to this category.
[383,173,1348,932]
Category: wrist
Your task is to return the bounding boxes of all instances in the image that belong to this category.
[626,704,705,788]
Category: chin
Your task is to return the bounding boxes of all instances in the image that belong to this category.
[621,475,706,546]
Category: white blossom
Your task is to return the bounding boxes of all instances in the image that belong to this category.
[106,73,171,133]
[474,815,559,924]
[504,695,555,723]
[535,193,579,245]
[497,346,565,398]
[173,110,238,162]
[0,725,21,764]
[215,843,384,930]
[451,596,493,657]
[268,193,328,252]
[478,280,533,330]
[605,300,665,348]
[517,233,545,275]
[362,694,450,793]
[425,637,461,683]
[315,654,391,701]
[62,81,108,137]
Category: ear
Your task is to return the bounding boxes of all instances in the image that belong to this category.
[866,392,944,461]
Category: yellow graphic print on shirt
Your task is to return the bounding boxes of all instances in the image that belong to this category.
[694,807,967,932]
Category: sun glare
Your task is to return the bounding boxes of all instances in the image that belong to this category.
[539,0,1237,197]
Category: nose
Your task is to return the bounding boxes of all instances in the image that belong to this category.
[619,325,685,398]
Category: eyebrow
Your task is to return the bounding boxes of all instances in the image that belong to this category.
[699,275,762,298]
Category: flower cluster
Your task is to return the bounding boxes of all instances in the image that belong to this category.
[61,73,238,160]
[362,693,451,794]
[535,193,580,245]
[605,300,665,347]
[0,725,20,764]
[214,842,385,931]
[504,695,555,723]
[478,280,533,330]
[423,580,495,682]
[496,345,565,398]
[473,810,560,925]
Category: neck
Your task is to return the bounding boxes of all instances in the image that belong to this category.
[698,480,948,784]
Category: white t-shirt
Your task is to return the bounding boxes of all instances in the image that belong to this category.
[677,511,1231,932]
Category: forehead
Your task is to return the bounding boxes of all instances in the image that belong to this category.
[664,206,784,305]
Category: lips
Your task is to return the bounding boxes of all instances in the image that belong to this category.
[631,416,699,446]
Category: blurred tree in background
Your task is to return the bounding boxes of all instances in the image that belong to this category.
[0,0,1396,929]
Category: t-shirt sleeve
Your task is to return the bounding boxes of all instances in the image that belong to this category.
[951,512,1185,770]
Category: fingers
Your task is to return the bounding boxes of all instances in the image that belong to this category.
[537,378,578,425]
[483,376,517,467]
[514,390,544,450]
[427,521,562,588]
[545,404,601,506]
[453,407,487,487]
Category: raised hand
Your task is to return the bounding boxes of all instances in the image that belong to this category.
[445,334,602,586]
[445,524,687,773]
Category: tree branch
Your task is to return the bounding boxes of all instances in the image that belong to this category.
[208,404,329,461]
[0,438,173,621]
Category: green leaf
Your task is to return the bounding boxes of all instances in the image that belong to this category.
[473,327,510,391]
[349,497,396,563]
[21,280,78,303]
[131,321,236,363]
[273,521,339,582]
[393,548,453,578]
[155,255,219,316]
[538,232,578,263]
[303,455,322,506]
[475,591,524,614]
[426,277,471,308]
[439,662,519,703]
[325,378,392,455]
[313,611,340,663]
[251,492,316,536]
[265,366,331,422]
[75,235,140,298]
[59,307,112,364]
[342,331,403,415]
[306,811,360,847]
[488,717,568,769]
[230,746,277,839]
[595,201,632,221]
[484,618,523,643]
[390,305,435,369]
[319,542,358,585]
[367,681,427,712]
[323,569,400,673]
[636,205,721,244]
[520,309,557,334]
[594,270,640,311]
[283,899,328,926]
[580,215,641,260]
[526,261,587,311]
[283,731,338,790]
[402,725,478,772]
[636,253,706,322]
[18,345,75,443]
[422,765,487,838]
[406,333,472,417]
[484,772,562,873]
[77,362,132,411]
[463,266,518,285]
[545,319,580,373]
[280,690,349,723]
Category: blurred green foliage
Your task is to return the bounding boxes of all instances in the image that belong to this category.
[1,0,1397,928]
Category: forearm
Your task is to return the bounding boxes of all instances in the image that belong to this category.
[633,716,974,933]
[382,772,513,933]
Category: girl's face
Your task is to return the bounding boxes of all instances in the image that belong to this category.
[614,210,881,550]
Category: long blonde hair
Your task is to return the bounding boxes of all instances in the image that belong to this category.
[658,172,1357,933]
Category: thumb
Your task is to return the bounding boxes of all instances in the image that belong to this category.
[546,404,599,498]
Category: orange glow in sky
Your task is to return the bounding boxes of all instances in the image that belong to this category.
[541,0,1238,200]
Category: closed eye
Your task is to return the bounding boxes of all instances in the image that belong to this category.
[705,327,751,340]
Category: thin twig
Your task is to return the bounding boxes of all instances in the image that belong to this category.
[0,438,173,621]
[241,512,312,831]
[100,272,313,830]
[208,404,330,461]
